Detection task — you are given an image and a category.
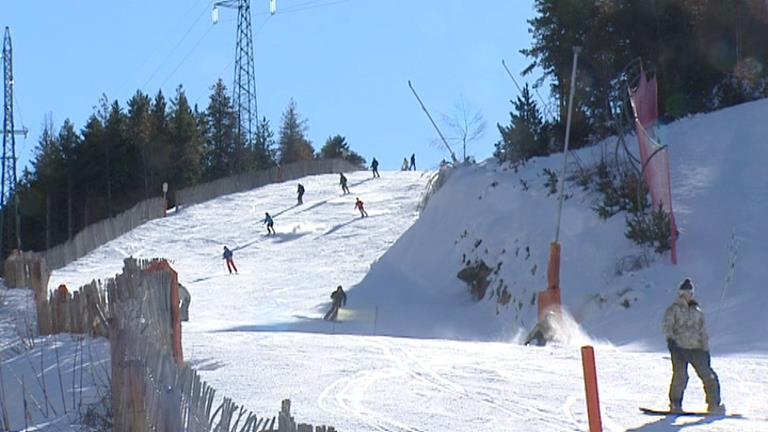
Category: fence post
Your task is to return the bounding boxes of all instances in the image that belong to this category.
[581,345,603,432]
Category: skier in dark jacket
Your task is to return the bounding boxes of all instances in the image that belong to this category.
[324,285,347,321]
[263,212,275,235]
[339,173,350,194]
[354,197,368,218]
[663,278,724,414]
[409,153,416,170]
[223,246,238,274]
[297,183,305,205]
[371,157,380,178]
[524,311,559,346]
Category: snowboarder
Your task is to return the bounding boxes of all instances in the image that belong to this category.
[263,212,275,235]
[297,183,305,205]
[663,278,724,414]
[223,246,238,274]
[339,173,350,194]
[523,311,559,346]
[410,153,416,171]
[324,285,347,321]
[371,157,380,178]
[354,197,368,218]
[401,157,409,171]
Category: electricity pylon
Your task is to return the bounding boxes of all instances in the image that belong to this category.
[2,27,28,259]
[214,0,265,145]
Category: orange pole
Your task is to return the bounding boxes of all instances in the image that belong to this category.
[581,345,603,432]
[538,242,563,321]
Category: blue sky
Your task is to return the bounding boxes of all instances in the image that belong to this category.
[5,0,544,173]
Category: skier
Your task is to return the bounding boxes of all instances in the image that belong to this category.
[401,157,409,171]
[410,153,416,171]
[339,173,350,194]
[324,285,347,321]
[263,212,276,235]
[663,278,724,414]
[297,183,305,205]
[371,157,380,178]
[222,246,238,274]
[523,311,559,346]
[354,197,368,218]
[179,283,191,322]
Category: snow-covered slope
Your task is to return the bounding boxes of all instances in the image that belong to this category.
[352,98,768,353]
[38,99,768,431]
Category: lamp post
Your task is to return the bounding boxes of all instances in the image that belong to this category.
[163,182,168,217]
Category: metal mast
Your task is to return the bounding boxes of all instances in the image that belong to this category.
[2,27,26,258]
[214,0,258,145]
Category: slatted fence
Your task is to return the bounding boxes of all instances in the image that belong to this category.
[29,257,336,432]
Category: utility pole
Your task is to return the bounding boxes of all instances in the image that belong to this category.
[2,27,28,259]
[214,0,266,146]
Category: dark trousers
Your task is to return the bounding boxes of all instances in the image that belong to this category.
[267,222,275,234]
[342,185,350,194]
[298,192,304,204]
[372,168,379,178]
[226,258,238,274]
[668,345,721,409]
[324,303,340,321]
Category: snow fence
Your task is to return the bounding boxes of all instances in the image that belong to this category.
[28,257,336,432]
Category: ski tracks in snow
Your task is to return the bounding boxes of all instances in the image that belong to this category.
[318,366,424,432]
[318,338,553,431]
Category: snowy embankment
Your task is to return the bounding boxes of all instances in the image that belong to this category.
[32,99,768,431]
[352,98,768,353]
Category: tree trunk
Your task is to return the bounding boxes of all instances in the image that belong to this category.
[67,173,73,240]
[142,147,150,201]
[105,141,113,218]
[46,194,51,250]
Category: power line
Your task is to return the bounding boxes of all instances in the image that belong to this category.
[140,2,213,91]
[158,24,216,90]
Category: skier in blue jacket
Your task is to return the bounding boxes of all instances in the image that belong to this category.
[263,212,275,235]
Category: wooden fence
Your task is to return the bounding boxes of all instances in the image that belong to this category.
[175,159,360,208]
[41,197,165,271]
[31,257,336,432]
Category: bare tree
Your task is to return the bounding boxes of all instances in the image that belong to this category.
[440,96,486,162]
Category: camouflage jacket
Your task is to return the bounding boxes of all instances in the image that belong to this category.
[662,296,710,351]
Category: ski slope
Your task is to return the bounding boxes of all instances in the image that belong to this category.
[33,99,768,431]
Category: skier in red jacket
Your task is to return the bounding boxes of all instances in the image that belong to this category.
[354,197,368,218]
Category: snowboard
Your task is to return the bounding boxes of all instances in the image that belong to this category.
[640,407,742,418]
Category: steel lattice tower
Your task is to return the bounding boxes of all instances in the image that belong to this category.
[2,26,21,257]
[215,0,258,144]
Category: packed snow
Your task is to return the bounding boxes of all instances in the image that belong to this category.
[3,100,768,430]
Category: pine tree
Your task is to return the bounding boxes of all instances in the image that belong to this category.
[30,116,64,247]
[318,135,366,167]
[253,116,277,169]
[80,114,107,226]
[127,91,153,199]
[202,79,239,179]
[168,86,203,189]
[278,99,314,164]
[57,119,80,240]
[495,85,549,163]
[149,90,172,195]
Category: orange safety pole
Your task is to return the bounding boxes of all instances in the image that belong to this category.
[537,242,562,321]
[581,345,603,432]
